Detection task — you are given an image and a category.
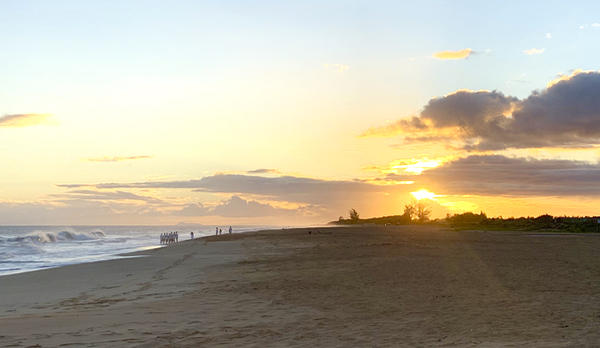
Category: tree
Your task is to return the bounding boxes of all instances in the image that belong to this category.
[415,200,432,222]
[348,208,360,221]
[403,202,416,220]
[404,198,432,222]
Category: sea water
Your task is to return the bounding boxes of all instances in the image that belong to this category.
[0,225,274,277]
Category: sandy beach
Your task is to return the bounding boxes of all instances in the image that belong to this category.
[1,225,600,347]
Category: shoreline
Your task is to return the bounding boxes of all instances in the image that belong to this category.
[2,225,600,347]
[0,225,291,277]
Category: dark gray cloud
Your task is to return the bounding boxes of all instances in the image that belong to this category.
[363,71,600,150]
[386,155,600,197]
[41,153,600,224]
[61,174,393,206]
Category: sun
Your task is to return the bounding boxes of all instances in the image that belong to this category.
[411,189,438,201]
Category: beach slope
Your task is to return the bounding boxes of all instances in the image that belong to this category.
[1,226,600,347]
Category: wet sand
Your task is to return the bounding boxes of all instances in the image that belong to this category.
[1,225,600,347]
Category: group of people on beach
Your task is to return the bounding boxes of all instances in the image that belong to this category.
[160,226,234,244]
[216,226,233,235]
[160,232,178,244]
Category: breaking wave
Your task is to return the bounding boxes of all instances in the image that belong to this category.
[2,230,108,245]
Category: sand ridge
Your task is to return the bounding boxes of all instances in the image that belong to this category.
[1,226,600,347]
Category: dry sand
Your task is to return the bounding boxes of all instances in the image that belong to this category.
[1,225,600,347]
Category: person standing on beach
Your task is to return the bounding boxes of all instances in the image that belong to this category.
[229,226,232,234]
[190,231,194,239]
[219,229,222,235]
[216,227,218,235]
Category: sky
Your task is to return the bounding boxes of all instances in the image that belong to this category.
[2,0,600,225]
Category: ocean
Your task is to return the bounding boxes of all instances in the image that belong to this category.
[0,225,275,277]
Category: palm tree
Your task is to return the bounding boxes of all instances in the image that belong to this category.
[348,208,360,221]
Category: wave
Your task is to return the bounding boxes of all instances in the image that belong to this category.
[0,252,14,260]
[2,229,108,245]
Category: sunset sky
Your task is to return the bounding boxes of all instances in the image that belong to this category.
[2,1,600,225]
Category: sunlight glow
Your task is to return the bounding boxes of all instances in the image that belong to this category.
[399,160,439,174]
[438,200,479,211]
[411,189,438,201]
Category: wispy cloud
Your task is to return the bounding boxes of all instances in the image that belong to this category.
[247,168,281,174]
[323,62,349,73]
[0,114,54,128]
[361,70,600,151]
[50,189,167,204]
[81,155,154,162]
[432,48,474,60]
[546,33,552,39]
[524,48,545,55]
[506,73,529,86]
[593,23,600,28]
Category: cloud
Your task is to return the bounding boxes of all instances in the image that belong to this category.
[547,33,552,38]
[385,155,600,198]
[593,23,600,28]
[524,48,545,55]
[67,174,393,206]
[323,62,349,73]
[0,114,54,128]
[172,203,210,216]
[211,196,298,218]
[361,70,600,151]
[506,73,529,86]
[247,168,281,174]
[54,173,413,223]
[432,48,474,60]
[49,189,167,205]
[81,155,153,162]
[172,196,298,218]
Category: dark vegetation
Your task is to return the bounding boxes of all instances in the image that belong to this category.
[333,199,431,226]
[332,205,600,233]
[446,212,600,233]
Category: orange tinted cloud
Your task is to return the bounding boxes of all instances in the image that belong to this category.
[0,114,53,128]
[432,48,473,60]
